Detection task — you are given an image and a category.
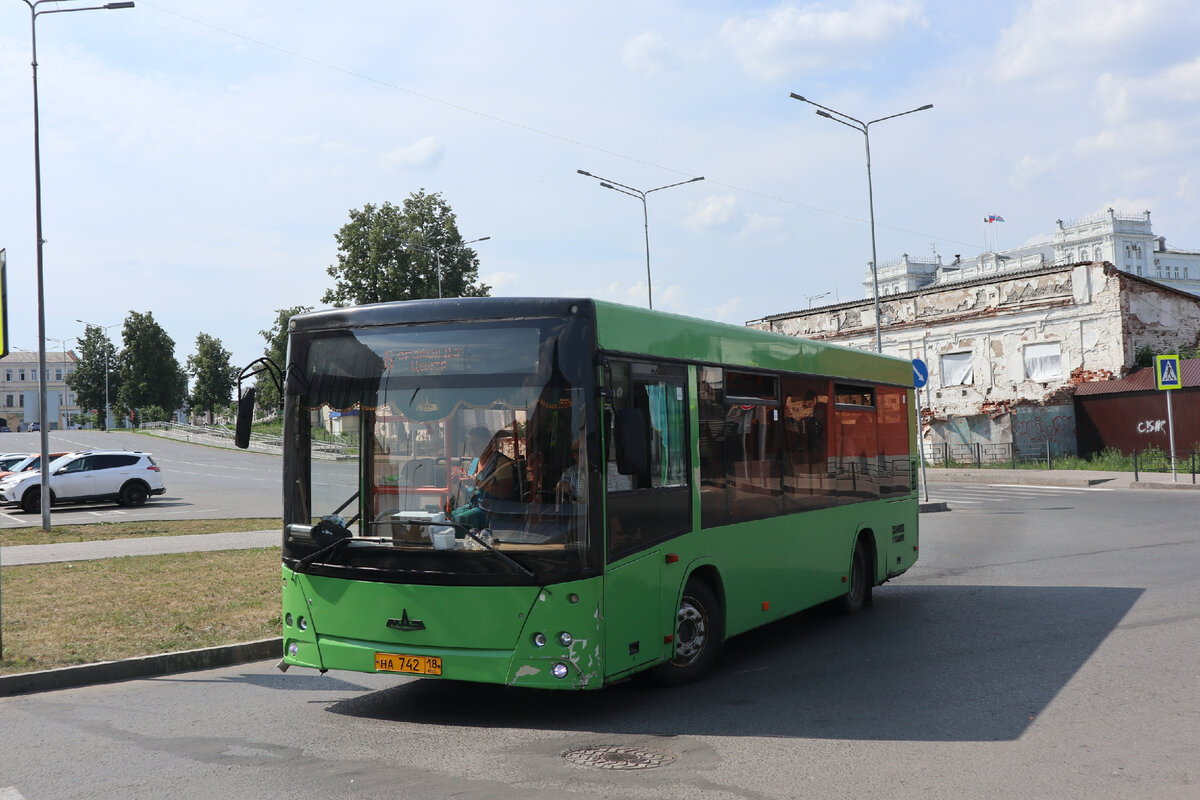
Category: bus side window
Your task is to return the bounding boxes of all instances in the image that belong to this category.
[781,376,836,511]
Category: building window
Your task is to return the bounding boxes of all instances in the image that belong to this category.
[18,369,25,382]
[3,370,9,382]
[1024,343,1062,381]
[3,395,11,408]
[940,352,974,386]
[55,368,63,381]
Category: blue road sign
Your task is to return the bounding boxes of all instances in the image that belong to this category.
[912,358,929,389]
[1155,354,1181,390]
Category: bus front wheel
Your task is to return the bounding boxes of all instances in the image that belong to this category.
[650,578,723,686]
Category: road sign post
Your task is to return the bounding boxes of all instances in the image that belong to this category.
[912,358,929,501]
[1154,355,1181,480]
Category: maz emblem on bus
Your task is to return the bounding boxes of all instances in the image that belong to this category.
[387,610,426,632]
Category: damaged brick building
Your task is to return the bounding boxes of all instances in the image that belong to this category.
[747,261,1200,456]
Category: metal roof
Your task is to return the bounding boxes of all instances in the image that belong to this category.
[1074,358,1200,395]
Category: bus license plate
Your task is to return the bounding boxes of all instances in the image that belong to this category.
[374,652,442,675]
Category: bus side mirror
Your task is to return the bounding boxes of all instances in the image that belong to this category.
[614,408,649,476]
[235,387,255,449]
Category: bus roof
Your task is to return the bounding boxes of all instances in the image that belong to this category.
[291,297,912,388]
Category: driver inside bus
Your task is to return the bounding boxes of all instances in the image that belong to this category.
[451,427,516,528]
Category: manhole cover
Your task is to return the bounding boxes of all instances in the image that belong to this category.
[563,745,677,770]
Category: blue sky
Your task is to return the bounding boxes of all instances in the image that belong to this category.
[2,0,1198,372]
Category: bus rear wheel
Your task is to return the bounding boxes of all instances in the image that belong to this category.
[839,537,871,615]
[650,578,723,686]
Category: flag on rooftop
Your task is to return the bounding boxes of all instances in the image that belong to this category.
[985,214,1005,223]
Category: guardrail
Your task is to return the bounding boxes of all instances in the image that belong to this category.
[922,441,1199,480]
[138,421,353,459]
[922,441,1062,470]
[1133,449,1199,484]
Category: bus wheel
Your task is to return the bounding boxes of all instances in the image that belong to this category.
[839,537,870,615]
[650,578,723,686]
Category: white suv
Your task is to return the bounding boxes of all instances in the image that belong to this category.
[0,450,166,514]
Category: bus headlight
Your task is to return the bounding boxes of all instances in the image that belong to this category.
[288,641,300,656]
[532,632,547,647]
[285,613,294,627]
[298,616,308,631]
[551,663,569,679]
[557,631,573,647]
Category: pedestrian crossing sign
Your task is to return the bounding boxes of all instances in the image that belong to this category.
[1154,354,1181,390]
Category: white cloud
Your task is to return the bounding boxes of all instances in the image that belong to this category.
[993,0,1188,83]
[685,195,739,233]
[685,196,785,239]
[482,271,521,292]
[382,136,445,169]
[621,32,671,76]
[721,0,924,80]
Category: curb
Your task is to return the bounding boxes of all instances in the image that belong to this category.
[918,501,950,513]
[0,638,282,697]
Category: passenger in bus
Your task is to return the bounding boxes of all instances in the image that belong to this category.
[451,427,516,527]
[555,437,585,500]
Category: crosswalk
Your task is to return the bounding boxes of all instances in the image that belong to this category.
[929,483,1113,505]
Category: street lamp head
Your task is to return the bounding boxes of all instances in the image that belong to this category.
[577,170,593,177]
[815,110,833,119]
[917,104,933,111]
[789,93,806,102]
[687,176,705,184]
[104,2,135,8]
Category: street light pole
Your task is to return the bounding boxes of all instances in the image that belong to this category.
[577,170,704,310]
[789,93,932,353]
[20,0,135,532]
[76,319,118,431]
[402,236,490,298]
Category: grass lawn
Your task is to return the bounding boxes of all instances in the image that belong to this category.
[0,548,281,676]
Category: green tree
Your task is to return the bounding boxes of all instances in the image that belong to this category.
[187,332,237,422]
[322,190,490,307]
[65,325,121,430]
[117,311,188,423]
[256,305,312,413]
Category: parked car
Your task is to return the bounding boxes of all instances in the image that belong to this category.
[0,453,29,472]
[0,450,165,513]
[0,452,71,481]
[27,422,39,432]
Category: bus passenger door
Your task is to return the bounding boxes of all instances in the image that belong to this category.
[599,358,692,679]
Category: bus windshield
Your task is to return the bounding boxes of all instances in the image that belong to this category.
[283,317,596,583]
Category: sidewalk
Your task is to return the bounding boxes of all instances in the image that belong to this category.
[924,466,1200,490]
[1,529,279,566]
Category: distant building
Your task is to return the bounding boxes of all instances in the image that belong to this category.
[869,209,1200,299]
[749,261,1200,456]
[0,350,81,430]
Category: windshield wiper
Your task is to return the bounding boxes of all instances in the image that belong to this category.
[295,535,393,572]
[461,526,539,582]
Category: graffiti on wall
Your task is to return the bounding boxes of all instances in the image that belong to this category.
[1012,406,1077,456]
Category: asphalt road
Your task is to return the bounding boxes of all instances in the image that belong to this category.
[0,430,282,527]
[0,483,1195,798]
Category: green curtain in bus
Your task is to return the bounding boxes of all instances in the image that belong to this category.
[645,382,687,487]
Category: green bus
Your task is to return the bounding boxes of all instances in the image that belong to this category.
[239,297,918,689]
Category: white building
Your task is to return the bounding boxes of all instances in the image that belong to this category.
[870,209,1200,299]
[0,350,81,430]
[750,261,1200,455]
